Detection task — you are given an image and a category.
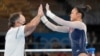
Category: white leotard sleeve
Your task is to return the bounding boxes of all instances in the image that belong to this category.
[41,16,69,33]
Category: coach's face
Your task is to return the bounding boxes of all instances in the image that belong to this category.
[18,14,26,25]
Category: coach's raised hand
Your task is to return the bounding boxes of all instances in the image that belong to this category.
[38,4,43,17]
[24,4,43,36]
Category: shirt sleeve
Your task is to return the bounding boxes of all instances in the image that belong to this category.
[46,10,85,30]
[17,25,25,39]
[46,22,69,33]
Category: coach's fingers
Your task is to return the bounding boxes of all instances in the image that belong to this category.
[38,4,44,16]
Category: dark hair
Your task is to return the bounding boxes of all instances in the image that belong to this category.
[74,5,91,19]
[76,7,85,19]
[8,12,21,27]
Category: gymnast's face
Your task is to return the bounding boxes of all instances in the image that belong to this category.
[17,14,26,26]
[70,8,79,21]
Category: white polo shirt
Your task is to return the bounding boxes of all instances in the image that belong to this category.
[4,25,25,56]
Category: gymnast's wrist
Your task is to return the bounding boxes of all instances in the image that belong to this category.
[41,16,48,24]
[46,10,55,18]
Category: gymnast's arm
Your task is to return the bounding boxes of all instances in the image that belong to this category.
[41,16,69,33]
[46,4,85,30]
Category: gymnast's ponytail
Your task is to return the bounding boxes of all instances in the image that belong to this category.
[75,5,92,19]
